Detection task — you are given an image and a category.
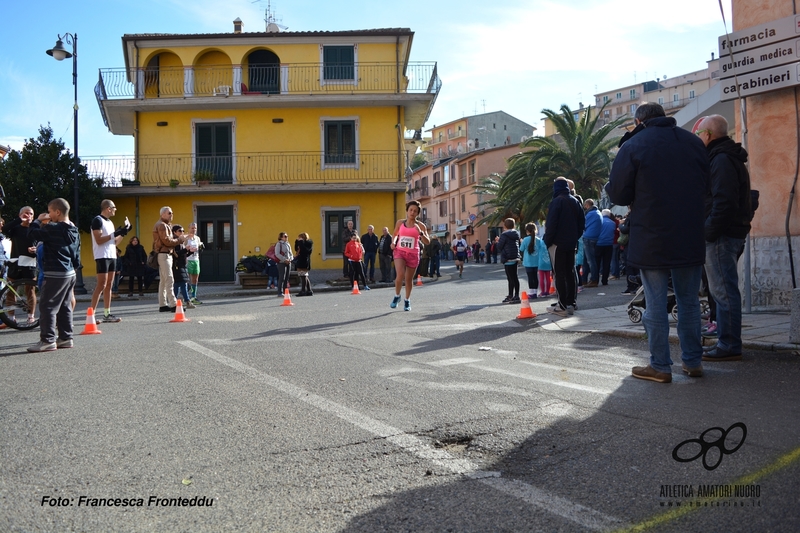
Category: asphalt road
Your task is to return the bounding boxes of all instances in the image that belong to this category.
[1,263,798,532]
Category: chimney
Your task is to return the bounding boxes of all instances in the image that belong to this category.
[711,52,715,60]
[233,18,243,34]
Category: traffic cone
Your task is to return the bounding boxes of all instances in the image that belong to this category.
[416,274,423,286]
[170,299,190,322]
[280,288,294,306]
[79,307,102,335]
[516,292,537,319]
[351,281,361,295]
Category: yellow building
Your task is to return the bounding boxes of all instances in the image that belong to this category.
[92,21,440,281]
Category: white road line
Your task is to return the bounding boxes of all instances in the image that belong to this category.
[517,360,621,379]
[467,364,616,396]
[179,340,623,531]
[427,357,484,367]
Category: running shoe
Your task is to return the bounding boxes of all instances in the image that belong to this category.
[190,298,203,305]
[404,299,411,312]
[56,338,74,349]
[27,341,57,353]
[390,295,401,309]
[102,314,122,323]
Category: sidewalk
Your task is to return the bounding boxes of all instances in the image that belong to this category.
[537,303,799,353]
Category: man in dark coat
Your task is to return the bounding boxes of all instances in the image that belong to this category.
[606,103,709,383]
[542,177,585,316]
[696,114,751,362]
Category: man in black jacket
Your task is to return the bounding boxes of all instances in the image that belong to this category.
[606,103,709,383]
[378,227,394,283]
[696,114,751,362]
[543,177,585,316]
[361,225,380,283]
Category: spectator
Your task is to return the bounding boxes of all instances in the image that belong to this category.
[696,114,752,362]
[295,232,314,296]
[171,225,195,308]
[581,198,602,288]
[596,209,616,285]
[542,177,584,315]
[378,227,394,283]
[428,237,441,278]
[3,206,38,325]
[124,236,147,297]
[606,102,709,383]
[361,225,379,284]
[274,232,293,296]
[520,223,539,299]
[90,199,129,323]
[25,198,80,352]
[265,257,279,289]
[111,247,123,299]
[345,234,369,290]
[497,218,521,304]
[491,236,500,264]
[341,220,358,278]
[185,222,204,304]
[153,206,186,312]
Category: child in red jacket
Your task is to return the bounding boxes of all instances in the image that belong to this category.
[345,235,369,290]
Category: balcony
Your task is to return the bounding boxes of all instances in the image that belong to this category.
[95,62,442,135]
[447,130,465,140]
[84,151,404,191]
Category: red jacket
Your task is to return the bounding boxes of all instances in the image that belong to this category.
[344,240,364,261]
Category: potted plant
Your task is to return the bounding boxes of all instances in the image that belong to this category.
[121,178,141,187]
[169,179,180,188]
[193,169,214,186]
[432,180,440,188]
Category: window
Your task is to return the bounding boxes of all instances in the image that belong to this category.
[459,163,467,187]
[629,89,636,99]
[474,138,480,149]
[433,171,440,187]
[503,124,507,130]
[493,123,496,129]
[451,198,456,216]
[469,161,476,184]
[323,45,355,80]
[324,210,357,256]
[673,94,679,102]
[461,194,466,213]
[438,131,443,142]
[616,92,622,100]
[603,95,609,103]
[603,110,610,119]
[443,165,450,191]
[629,104,637,113]
[616,106,623,116]
[439,200,447,217]
[195,122,233,184]
[324,120,355,164]
[657,97,664,105]
[689,90,696,99]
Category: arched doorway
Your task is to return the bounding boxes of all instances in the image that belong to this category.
[247,50,280,94]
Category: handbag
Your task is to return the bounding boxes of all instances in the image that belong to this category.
[147,241,159,269]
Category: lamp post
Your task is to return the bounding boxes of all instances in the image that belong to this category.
[47,33,86,294]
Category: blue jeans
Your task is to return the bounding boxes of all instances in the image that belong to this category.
[364,251,376,280]
[705,236,744,353]
[582,238,598,283]
[173,280,190,302]
[640,266,703,373]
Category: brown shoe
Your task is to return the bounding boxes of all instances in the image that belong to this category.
[632,365,672,383]
[584,281,598,288]
[681,364,703,377]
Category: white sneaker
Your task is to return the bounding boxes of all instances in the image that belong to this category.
[27,341,57,353]
[185,302,196,309]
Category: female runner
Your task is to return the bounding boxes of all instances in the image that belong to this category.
[390,200,430,311]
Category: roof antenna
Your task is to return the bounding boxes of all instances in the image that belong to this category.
[254,0,288,32]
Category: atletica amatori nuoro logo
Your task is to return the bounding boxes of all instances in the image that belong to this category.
[672,422,747,471]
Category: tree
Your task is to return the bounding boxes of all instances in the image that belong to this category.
[410,152,428,170]
[476,103,626,226]
[0,125,103,234]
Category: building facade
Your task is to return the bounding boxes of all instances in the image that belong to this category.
[426,111,534,161]
[91,22,440,281]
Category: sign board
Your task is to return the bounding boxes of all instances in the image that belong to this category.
[719,38,800,79]
[719,61,800,101]
[718,14,800,56]
[469,213,477,222]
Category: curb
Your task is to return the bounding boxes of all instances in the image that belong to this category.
[601,328,800,353]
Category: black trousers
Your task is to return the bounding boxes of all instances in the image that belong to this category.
[595,245,613,284]
[549,244,577,310]
[349,260,367,287]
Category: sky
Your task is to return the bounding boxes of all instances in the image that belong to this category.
[0,0,733,156]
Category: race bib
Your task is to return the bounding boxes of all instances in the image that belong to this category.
[456,246,465,252]
[398,236,415,249]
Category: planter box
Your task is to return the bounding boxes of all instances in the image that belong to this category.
[238,272,299,288]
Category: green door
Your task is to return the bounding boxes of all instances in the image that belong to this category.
[325,210,357,256]
[198,205,235,282]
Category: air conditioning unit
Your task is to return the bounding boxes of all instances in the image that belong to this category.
[455,219,462,226]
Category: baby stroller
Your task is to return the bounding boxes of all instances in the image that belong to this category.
[627,275,710,323]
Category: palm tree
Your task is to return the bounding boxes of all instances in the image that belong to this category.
[475,103,626,226]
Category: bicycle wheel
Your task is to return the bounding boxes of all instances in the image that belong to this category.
[0,278,40,330]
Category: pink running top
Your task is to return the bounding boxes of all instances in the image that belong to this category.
[395,221,420,252]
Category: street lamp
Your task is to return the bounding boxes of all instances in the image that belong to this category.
[47,33,86,294]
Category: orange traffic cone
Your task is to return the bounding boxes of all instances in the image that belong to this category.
[280,288,294,306]
[79,307,102,335]
[516,292,537,319]
[170,299,190,322]
[351,281,361,295]
[416,274,423,286]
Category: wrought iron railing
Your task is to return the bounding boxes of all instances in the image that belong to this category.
[95,62,441,99]
[83,151,402,187]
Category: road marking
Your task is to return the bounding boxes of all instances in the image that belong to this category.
[179,340,624,531]
[468,364,617,396]
[427,357,484,367]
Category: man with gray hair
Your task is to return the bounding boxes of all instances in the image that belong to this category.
[361,224,380,284]
[695,114,751,362]
[378,226,394,283]
[606,103,709,383]
[152,206,186,312]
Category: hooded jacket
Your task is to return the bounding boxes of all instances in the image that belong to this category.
[583,206,603,240]
[27,220,81,276]
[543,180,585,249]
[605,116,709,270]
[704,136,751,241]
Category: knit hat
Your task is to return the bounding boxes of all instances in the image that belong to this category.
[553,178,569,194]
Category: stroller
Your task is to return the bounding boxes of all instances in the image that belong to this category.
[627,275,710,323]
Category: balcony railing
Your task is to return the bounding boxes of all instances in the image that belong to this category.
[448,130,465,140]
[83,151,401,187]
[95,62,441,99]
